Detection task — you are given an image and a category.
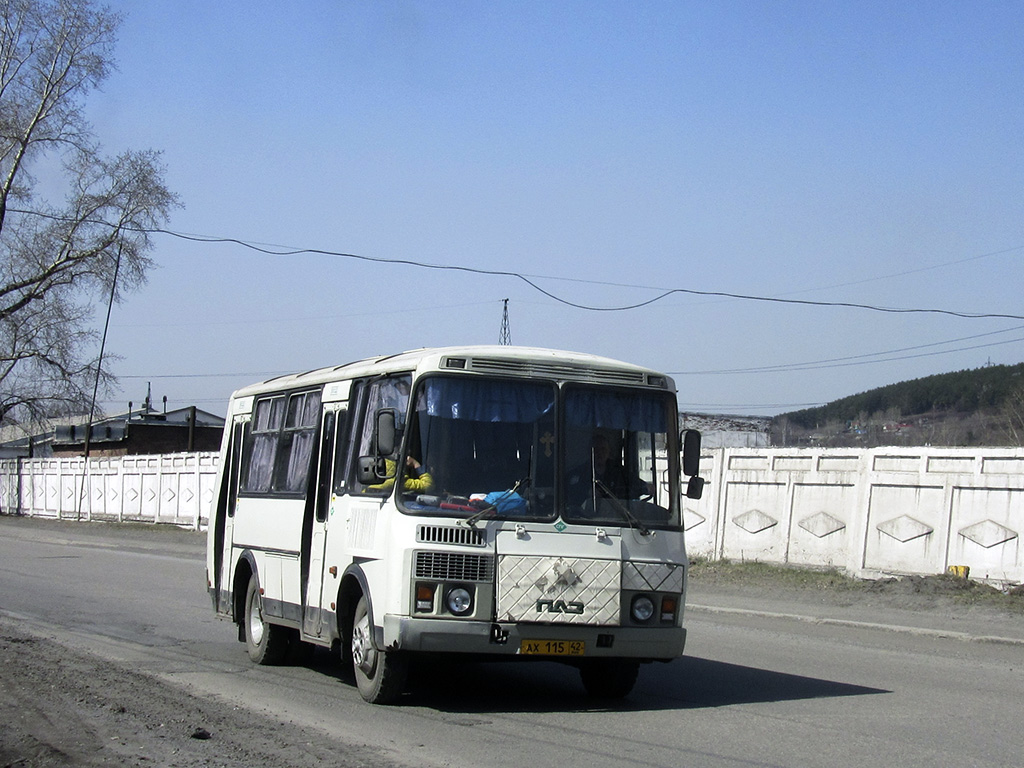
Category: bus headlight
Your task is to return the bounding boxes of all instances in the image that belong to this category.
[446,586,474,616]
[631,594,655,623]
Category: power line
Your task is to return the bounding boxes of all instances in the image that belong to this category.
[672,326,1024,375]
[118,333,1024,385]
[151,227,1024,321]
[119,371,287,380]
[8,209,1023,320]
[110,300,497,329]
[773,244,1024,297]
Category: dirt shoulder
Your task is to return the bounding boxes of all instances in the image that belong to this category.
[0,516,399,768]
[0,620,398,768]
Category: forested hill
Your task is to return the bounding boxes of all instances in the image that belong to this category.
[777,362,1024,430]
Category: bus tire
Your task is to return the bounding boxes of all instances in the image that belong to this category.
[244,577,288,665]
[351,596,407,704]
[579,659,640,699]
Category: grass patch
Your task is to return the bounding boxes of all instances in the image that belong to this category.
[688,557,862,591]
[688,556,1024,614]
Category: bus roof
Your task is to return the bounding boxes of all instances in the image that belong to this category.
[229,346,675,401]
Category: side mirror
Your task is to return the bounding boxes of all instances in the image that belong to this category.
[355,409,398,485]
[356,455,390,484]
[375,409,396,457]
[682,429,701,477]
[685,475,705,500]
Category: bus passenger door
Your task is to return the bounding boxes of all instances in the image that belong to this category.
[216,419,244,614]
[303,405,340,637]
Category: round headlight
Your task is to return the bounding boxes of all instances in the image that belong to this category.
[446,587,473,616]
[631,595,655,623]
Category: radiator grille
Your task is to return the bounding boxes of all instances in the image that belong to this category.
[415,551,495,583]
[416,525,486,547]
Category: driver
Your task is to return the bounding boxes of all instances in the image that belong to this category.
[567,433,648,504]
[367,454,434,494]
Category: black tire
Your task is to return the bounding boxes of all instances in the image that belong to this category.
[579,659,640,699]
[244,577,288,665]
[350,595,408,704]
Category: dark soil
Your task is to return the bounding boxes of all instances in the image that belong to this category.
[0,622,398,768]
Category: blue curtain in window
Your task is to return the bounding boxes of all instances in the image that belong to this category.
[565,390,668,432]
[418,379,554,423]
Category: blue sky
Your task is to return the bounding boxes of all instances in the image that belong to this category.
[82,1,1023,417]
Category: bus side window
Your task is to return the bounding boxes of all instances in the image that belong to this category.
[242,395,285,494]
[240,390,322,497]
[349,375,412,495]
[274,390,321,494]
[330,407,352,497]
[333,381,370,496]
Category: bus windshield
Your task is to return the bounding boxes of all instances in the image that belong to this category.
[560,385,679,529]
[399,375,679,529]
[403,376,557,518]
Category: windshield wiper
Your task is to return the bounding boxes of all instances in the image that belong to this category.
[593,479,651,536]
[464,476,531,527]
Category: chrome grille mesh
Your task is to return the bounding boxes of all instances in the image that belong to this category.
[465,357,647,385]
[415,551,495,583]
[622,561,684,592]
[417,525,486,547]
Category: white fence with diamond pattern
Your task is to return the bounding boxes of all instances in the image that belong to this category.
[684,446,1024,585]
[2,446,1022,584]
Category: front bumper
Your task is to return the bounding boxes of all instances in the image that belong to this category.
[382,614,686,660]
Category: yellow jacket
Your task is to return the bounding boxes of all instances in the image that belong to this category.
[367,459,434,493]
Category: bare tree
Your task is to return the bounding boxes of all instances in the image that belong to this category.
[1004,384,1024,446]
[0,0,177,428]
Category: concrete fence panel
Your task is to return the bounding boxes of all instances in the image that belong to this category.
[1,446,1022,583]
[0,453,220,530]
[685,446,1024,585]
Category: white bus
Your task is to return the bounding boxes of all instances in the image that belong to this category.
[206,346,704,703]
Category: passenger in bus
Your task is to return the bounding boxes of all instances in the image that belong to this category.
[366,454,434,494]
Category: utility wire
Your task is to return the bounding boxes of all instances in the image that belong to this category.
[115,332,1024,392]
[673,325,1024,375]
[682,335,1024,375]
[152,228,1024,321]
[8,210,1023,320]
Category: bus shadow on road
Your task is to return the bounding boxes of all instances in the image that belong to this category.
[393,654,889,713]
[656,655,889,709]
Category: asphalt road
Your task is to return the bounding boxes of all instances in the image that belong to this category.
[1,515,1022,768]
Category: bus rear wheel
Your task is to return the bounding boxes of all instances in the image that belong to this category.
[351,596,408,704]
[244,577,288,665]
[579,659,640,699]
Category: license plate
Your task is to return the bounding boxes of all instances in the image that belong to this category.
[519,639,585,656]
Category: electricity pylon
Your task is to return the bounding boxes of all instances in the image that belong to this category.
[499,299,511,345]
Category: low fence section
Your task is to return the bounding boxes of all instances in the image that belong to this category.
[2,446,1022,584]
[684,446,1024,585]
[0,453,219,530]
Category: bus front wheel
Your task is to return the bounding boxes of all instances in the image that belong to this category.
[351,596,408,704]
[579,659,640,699]
[244,577,288,665]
